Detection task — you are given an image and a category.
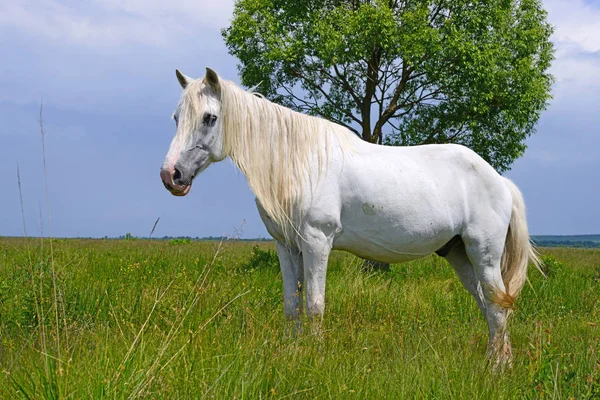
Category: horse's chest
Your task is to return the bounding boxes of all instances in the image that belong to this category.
[255,200,287,243]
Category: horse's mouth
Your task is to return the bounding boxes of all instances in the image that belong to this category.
[170,184,191,196]
[163,181,191,196]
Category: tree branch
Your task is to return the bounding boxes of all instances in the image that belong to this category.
[372,61,413,141]
[292,68,363,126]
[331,63,363,109]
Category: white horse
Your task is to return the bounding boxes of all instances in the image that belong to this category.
[160,68,542,364]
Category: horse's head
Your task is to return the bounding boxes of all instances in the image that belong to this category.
[160,68,224,196]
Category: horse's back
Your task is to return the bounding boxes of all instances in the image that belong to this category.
[339,142,508,216]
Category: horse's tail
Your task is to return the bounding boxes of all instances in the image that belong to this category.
[496,178,544,308]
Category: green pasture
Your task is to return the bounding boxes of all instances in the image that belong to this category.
[0,238,598,399]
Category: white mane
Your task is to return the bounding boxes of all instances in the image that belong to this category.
[182,78,355,238]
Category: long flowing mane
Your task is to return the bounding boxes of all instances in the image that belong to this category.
[189,79,355,238]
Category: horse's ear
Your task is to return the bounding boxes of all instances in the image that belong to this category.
[176,69,193,89]
[205,67,221,93]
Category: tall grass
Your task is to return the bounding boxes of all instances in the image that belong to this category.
[0,239,598,398]
[5,102,69,399]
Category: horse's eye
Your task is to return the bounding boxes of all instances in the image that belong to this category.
[173,115,178,126]
[203,113,217,127]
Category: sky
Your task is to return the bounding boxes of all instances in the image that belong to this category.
[0,0,599,239]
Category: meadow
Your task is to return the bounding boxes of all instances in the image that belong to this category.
[0,237,598,399]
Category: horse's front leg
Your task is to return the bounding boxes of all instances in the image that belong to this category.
[276,242,304,333]
[301,230,332,333]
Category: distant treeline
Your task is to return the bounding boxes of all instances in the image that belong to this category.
[532,235,600,249]
[5,235,599,248]
[116,234,600,248]
[112,234,273,242]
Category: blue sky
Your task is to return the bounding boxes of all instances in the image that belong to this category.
[1,0,599,239]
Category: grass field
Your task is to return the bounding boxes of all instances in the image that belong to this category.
[0,237,599,399]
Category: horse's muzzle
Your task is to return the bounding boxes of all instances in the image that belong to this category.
[160,167,191,196]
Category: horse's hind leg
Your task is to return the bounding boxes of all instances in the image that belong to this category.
[445,239,486,316]
[462,231,513,367]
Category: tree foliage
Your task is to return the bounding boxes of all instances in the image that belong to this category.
[223,0,554,172]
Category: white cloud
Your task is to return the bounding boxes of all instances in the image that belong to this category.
[544,0,600,92]
[0,0,234,48]
[545,0,600,53]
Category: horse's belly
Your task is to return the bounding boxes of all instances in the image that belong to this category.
[333,211,457,263]
[333,240,430,263]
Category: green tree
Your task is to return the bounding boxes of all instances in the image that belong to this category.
[223,0,554,172]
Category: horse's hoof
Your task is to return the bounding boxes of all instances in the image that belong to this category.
[487,334,513,372]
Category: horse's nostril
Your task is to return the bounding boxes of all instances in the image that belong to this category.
[173,168,183,185]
